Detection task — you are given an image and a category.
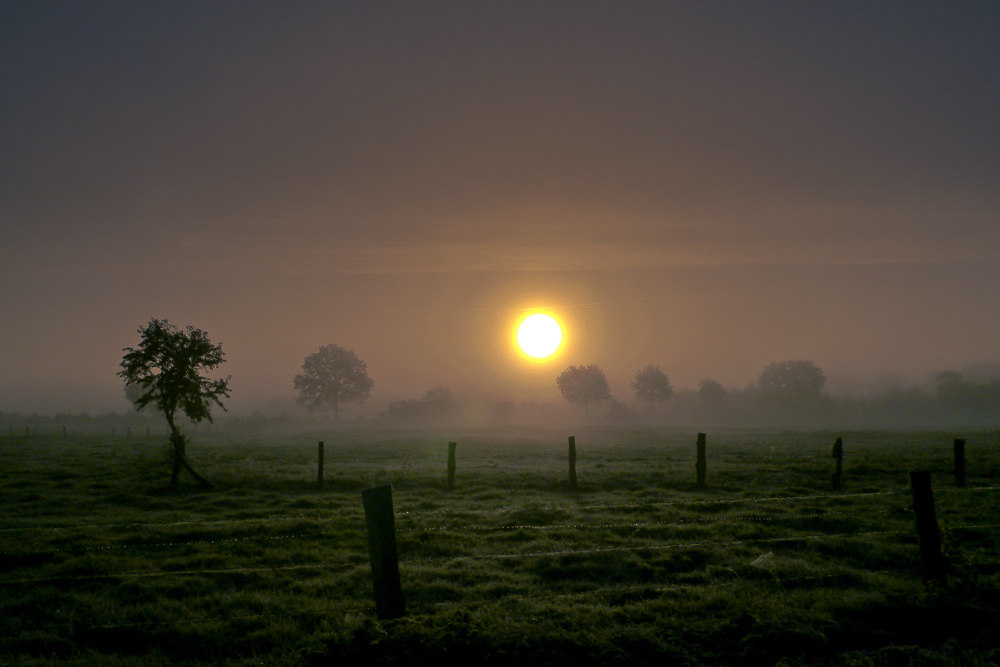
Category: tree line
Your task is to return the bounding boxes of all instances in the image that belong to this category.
[117,319,1000,486]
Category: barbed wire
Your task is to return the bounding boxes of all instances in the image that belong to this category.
[83,568,903,630]
[393,488,911,519]
[396,509,903,533]
[0,561,340,586]
[400,528,907,565]
[0,487,918,534]
[0,513,363,534]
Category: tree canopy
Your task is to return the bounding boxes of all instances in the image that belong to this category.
[119,318,230,486]
[697,378,728,405]
[556,364,612,415]
[630,365,674,406]
[293,344,374,421]
[758,360,826,404]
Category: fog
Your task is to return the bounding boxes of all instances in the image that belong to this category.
[2,4,999,423]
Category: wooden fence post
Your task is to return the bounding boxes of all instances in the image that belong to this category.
[696,433,706,488]
[953,439,965,488]
[317,441,325,489]
[909,471,946,584]
[63,425,67,438]
[362,485,405,620]
[832,437,843,490]
[127,426,131,438]
[568,436,577,490]
[447,442,457,489]
[25,426,29,438]
[146,425,150,437]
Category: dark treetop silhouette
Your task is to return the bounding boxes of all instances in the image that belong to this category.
[119,319,231,487]
[758,360,826,405]
[698,377,728,406]
[557,364,612,416]
[293,344,374,422]
[631,364,674,408]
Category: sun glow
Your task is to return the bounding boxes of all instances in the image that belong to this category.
[517,313,562,358]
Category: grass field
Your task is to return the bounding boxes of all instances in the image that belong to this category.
[1,428,998,666]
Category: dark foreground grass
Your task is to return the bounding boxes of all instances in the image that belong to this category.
[1,428,998,666]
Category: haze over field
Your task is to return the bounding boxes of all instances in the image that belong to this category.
[2,3,999,415]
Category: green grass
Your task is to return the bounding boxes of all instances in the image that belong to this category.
[1,428,998,666]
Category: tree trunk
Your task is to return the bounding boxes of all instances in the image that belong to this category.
[170,432,183,486]
[168,426,212,489]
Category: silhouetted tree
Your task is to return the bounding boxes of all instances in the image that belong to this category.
[758,360,826,405]
[385,386,455,424]
[934,371,969,402]
[293,344,374,422]
[630,365,673,409]
[698,378,728,406]
[119,319,230,487]
[491,399,516,424]
[557,364,612,415]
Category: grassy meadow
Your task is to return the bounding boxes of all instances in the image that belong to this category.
[1,428,998,666]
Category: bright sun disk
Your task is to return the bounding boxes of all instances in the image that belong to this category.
[517,314,562,358]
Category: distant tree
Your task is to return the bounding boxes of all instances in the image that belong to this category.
[757,360,826,404]
[557,364,612,415]
[118,319,231,487]
[697,378,728,406]
[293,344,375,422]
[934,371,969,401]
[491,399,516,424]
[630,365,674,408]
[385,386,455,424]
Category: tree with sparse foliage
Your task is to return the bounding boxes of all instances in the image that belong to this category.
[557,364,612,415]
[293,344,375,422]
[119,319,231,487]
[758,360,826,404]
[630,365,674,408]
[698,378,728,406]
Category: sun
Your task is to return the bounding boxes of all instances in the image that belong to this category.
[517,313,562,358]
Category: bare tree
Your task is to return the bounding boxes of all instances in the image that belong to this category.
[293,344,374,421]
[119,319,230,487]
[557,364,612,416]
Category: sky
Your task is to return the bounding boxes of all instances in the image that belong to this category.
[2,2,999,415]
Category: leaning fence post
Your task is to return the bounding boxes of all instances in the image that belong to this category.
[832,437,843,490]
[568,436,577,490]
[362,485,405,620]
[696,433,707,488]
[317,441,325,489]
[953,439,965,488]
[909,471,946,584]
[447,442,457,489]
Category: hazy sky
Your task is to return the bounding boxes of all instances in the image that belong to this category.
[2,2,999,414]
